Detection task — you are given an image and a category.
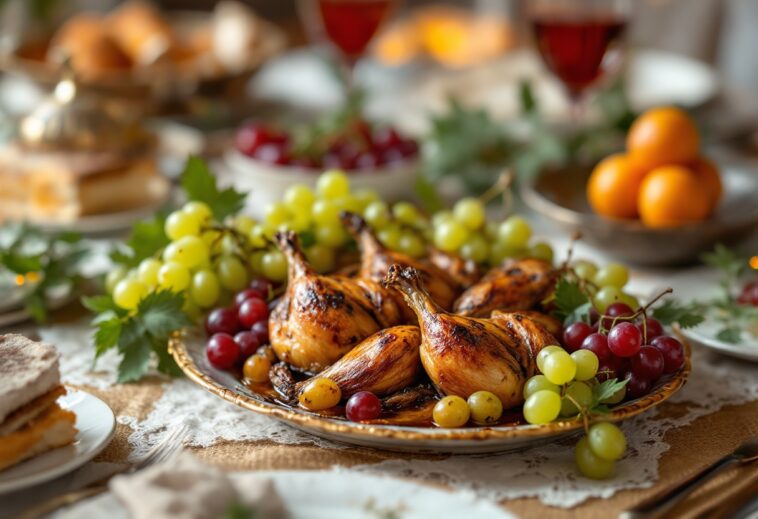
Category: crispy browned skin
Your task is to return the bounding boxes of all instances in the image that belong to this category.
[453,258,557,317]
[270,326,422,401]
[428,248,483,288]
[269,232,407,372]
[493,310,563,338]
[342,212,459,311]
[384,265,558,409]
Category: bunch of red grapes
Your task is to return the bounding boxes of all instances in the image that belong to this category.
[737,280,758,306]
[562,302,685,400]
[235,120,418,171]
[204,278,273,370]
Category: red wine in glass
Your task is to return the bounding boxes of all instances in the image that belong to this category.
[532,15,627,99]
[316,0,396,62]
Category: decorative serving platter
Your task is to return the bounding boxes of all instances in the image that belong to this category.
[170,331,691,454]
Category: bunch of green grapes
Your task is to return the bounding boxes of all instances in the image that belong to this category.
[572,260,638,312]
[522,345,628,479]
[105,201,280,316]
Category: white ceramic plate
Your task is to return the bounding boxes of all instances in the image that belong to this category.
[0,390,115,494]
[57,470,515,519]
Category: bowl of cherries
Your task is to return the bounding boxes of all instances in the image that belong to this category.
[225,116,419,213]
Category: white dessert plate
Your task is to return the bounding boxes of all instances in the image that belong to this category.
[0,389,115,494]
[56,470,515,519]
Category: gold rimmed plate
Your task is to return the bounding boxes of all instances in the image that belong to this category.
[170,331,690,454]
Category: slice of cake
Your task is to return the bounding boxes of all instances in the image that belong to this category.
[0,334,77,471]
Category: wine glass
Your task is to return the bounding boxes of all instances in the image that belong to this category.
[527,0,631,120]
[299,0,399,92]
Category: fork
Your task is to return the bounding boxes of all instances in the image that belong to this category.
[619,437,758,519]
[18,424,190,519]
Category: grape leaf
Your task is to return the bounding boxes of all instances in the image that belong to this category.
[552,278,591,324]
[111,214,169,268]
[591,378,628,409]
[652,299,704,329]
[716,327,741,344]
[181,156,246,220]
[117,340,153,383]
[94,317,122,358]
[81,295,125,316]
[138,290,191,338]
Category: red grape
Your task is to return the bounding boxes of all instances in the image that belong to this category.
[373,127,403,150]
[251,320,270,345]
[345,391,382,422]
[600,302,634,330]
[255,143,289,165]
[737,283,758,306]
[235,123,272,156]
[249,278,272,299]
[588,308,600,325]
[630,346,665,381]
[398,139,419,157]
[624,371,651,399]
[650,336,685,373]
[238,298,269,328]
[355,151,380,170]
[207,333,240,369]
[638,318,664,342]
[205,308,241,336]
[290,157,319,169]
[235,288,266,308]
[563,322,593,352]
[597,355,627,382]
[608,322,642,357]
[234,331,260,358]
[581,333,612,362]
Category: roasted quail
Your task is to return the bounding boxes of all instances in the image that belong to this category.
[453,258,557,317]
[270,325,422,401]
[341,212,459,310]
[428,248,483,288]
[269,231,407,372]
[383,265,558,408]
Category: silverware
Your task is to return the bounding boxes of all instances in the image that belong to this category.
[18,424,189,519]
[619,437,758,519]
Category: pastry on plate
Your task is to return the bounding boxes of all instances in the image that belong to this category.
[107,1,175,66]
[0,334,77,472]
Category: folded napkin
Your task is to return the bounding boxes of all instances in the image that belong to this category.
[110,451,286,519]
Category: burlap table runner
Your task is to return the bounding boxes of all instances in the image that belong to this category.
[80,379,758,518]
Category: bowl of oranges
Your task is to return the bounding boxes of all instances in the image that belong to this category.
[521,107,758,266]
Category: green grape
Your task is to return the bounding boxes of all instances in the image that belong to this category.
[467,391,503,424]
[288,213,312,233]
[248,225,268,248]
[497,216,532,249]
[378,225,402,250]
[201,229,223,254]
[334,195,362,214]
[459,234,489,263]
[433,396,470,428]
[306,244,335,273]
[523,375,560,400]
[489,241,524,265]
[523,390,561,425]
[542,350,577,385]
[170,236,209,269]
[484,221,499,239]
[593,286,622,313]
[573,260,598,281]
[603,385,626,405]
[261,250,288,282]
[113,279,146,310]
[588,422,627,461]
[618,292,640,310]
[233,215,256,235]
[248,250,265,274]
[353,188,378,210]
[528,242,554,263]
[311,199,341,226]
[575,436,615,479]
[594,263,629,288]
[536,345,564,374]
[392,202,419,225]
[315,223,347,247]
[283,184,316,213]
[137,258,161,288]
[190,270,220,308]
[165,210,200,240]
[431,210,454,227]
[560,381,593,417]
[433,220,468,252]
[216,256,248,291]
[453,197,486,230]
[157,262,191,292]
[182,201,212,224]
[571,350,599,381]
[265,202,290,227]
[363,201,391,228]
[316,169,350,198]
[105,265,128,294]
[182,299,202,322]
[398,232,426,258]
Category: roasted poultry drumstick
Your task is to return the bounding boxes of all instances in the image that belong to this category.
[269,231,408,372]
[383,264,558,408]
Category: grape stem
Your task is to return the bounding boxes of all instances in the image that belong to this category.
[562,391,592,433]
[478,169,513,213]
[599,287,674,342]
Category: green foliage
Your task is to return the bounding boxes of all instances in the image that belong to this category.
[651,299,705,329]
[181,156,247,221]
[552,278,591,325]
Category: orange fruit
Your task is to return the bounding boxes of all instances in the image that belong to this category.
[587,153,647,219]
[690,156,722,211]
[637,165,711,228]
[627,107,700,171]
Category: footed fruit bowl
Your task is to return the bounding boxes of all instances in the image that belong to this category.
[170,330,690,454]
